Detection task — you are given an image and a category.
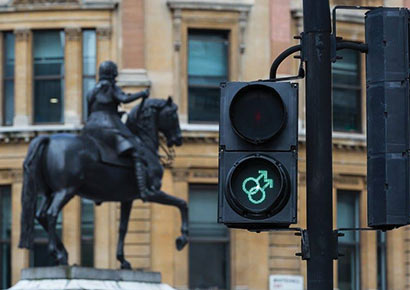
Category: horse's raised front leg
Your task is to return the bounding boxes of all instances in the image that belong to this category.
[35,195,68,262]
[47,188,75,265]
[116,201,133,269]
[144,190,189,251]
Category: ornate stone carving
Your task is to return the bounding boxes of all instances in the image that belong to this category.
[96,26,112,40]
[65,27,81,41]
[172,8,182,51]
[14,28,30,41]
[172,168,189,182]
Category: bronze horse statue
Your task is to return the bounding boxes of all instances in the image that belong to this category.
[18,97,188,269]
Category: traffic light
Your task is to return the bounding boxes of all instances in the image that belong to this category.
[218,81,298,230]
[366,7,410,229]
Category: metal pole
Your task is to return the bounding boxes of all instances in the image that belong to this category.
[303,0,334,289]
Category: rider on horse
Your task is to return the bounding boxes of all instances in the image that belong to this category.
[83,60,153,201]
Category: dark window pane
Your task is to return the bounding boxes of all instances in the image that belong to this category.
[33,31,64,123]
[82,30,96,121]
[338,245,358,290]
[337,190,360,290]
[189,242,228,290]
[81,198,94,267]
[3,80,14,126]
[0,186,11,289]
[377,231,387,290]
[332,49,361,132]
[4,33,15,78]
[188,30,228,123]
[188,87,220,123]
[189,185,229,290]
[3,32,14,126]
[34,79,63,123]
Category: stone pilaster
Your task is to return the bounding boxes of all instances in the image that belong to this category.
[64,27,82,125]
[11,171,29,285]
[62,196,81,265]
[13,28,32,126]
[96,26,112,66]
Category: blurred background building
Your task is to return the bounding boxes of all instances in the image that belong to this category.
[0,0,409,289]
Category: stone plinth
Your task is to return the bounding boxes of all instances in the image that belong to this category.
[9,266,175,290]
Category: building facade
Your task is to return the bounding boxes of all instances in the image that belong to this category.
[1,0,410,289]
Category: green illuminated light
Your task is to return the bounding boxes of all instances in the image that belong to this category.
[242,170,274,204]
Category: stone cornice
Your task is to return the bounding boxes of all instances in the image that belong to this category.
[167,0,253,13]
[0,0,116,12]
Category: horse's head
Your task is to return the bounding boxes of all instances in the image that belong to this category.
[127,97,182,148]
[158,97,182,147]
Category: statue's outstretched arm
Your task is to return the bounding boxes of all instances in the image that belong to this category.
[114,87,149,104]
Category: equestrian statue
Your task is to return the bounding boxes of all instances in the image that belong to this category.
[18,61,188,269]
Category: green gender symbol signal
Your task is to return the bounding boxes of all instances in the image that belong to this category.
[242,170,274,204]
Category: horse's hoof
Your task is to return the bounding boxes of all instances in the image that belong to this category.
[176,235,188,251]
[121,260,132,270]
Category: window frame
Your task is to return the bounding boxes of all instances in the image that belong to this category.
[332,47,362,134]
[179,10,240,127]
[32,29,65,125]
[187,29,229,124]
[336,189,361,290]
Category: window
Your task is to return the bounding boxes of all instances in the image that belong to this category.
[189,184,230,290]
[332,49,361,132]
[82,30,96,121]
[33,30,64,124]
[3,33,14,126]
[188,30,228,123]
[81,198,94,267]
[337,190,360,290]
[0,186,11,289]
[377,231,387,290]
[30,197,62,267]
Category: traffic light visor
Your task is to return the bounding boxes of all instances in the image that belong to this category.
[229,84,286,144]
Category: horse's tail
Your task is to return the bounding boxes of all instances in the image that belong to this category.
[18,135,49,249]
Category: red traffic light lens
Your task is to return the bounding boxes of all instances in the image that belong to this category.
[229,84,286,144]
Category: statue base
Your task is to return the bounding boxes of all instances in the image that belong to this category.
[9,266,175,290]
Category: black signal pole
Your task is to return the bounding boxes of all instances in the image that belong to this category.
[303,0,334,289]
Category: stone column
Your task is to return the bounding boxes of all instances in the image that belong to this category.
[151,169,175,284]
[11,170,29,285]
[13,28,32,126]
[172,169,188,289]
[94,203,114,268]
[62,196,81,265]
[387,228,405,289]
[64,27,82,125]
[96,26,112,66]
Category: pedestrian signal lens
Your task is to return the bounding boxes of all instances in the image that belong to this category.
[227,155,290,218]
[229,85,286,144]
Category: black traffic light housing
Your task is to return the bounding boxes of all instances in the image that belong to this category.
[218,81,298,229]
[366,7,410,229]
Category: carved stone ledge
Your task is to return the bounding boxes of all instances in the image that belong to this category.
[189,169,218,180]
[14,28,30,41]
[167,0,253,13]
[116,69,151,88]
[65,26,81,41]
[96,26,112,40]
[12,0,79,5]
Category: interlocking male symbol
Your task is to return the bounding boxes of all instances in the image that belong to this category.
[242,170,274,204]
